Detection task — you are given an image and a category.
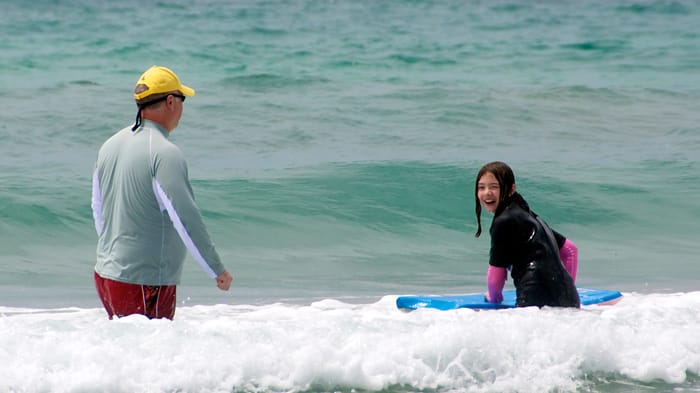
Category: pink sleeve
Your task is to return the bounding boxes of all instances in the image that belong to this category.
[559,239,578,282]
[486,265,507,303]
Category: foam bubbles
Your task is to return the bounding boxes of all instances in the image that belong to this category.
[1,292,700,392]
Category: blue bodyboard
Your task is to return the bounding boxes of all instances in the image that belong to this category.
[396,287,622,311]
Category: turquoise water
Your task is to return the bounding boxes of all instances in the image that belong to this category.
[1,1,699,392]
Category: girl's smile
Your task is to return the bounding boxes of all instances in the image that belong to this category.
[477,172,501,213]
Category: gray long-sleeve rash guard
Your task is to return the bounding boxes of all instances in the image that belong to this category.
[92,120,225,285]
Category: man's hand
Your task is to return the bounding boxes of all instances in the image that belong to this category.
[216,270,233,291]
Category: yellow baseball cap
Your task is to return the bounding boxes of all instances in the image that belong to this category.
[133,65,195,101]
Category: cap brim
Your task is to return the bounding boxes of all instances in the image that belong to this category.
[180,84,195,97]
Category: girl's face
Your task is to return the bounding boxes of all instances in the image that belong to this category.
[477,172,501,213]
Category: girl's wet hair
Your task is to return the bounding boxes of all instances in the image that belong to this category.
[474,161,515,238]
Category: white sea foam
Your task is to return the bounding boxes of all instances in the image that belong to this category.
[2,292,700,393]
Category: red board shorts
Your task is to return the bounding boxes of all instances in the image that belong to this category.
[94,271,177,320]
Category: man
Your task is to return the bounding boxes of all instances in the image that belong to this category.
[91,65,233,319]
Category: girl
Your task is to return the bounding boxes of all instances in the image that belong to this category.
[475,161,580,308]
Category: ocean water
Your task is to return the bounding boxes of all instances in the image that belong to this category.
[1,0,699,392]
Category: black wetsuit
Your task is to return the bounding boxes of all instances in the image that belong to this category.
[489,193,580,308]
